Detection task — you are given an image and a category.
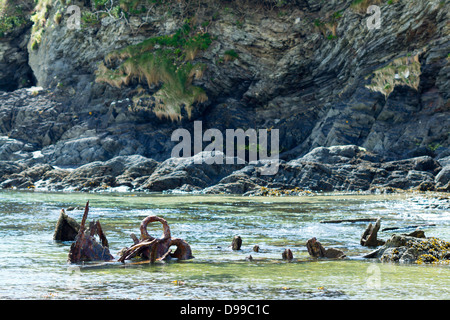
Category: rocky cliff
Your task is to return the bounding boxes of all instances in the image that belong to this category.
[0,0,448,193]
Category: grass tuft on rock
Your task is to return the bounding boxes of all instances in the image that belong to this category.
[366,54,421,98]
[96,21,212,121]
[0,0,33,38]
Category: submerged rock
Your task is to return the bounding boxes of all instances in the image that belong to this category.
[306,237,346,259]
[282,248,294,261]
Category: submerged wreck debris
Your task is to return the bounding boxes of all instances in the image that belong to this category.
[54,209,80,241]
[68,201,114,263]
[320,218,378,224]
[306,237,346,259]
[231,236,242,250]
[360,218,385,247]
[363,234,450,264]
[60,201,448,266]
[118,215,194,263]
[282,249,294,261]
[382,224,436,232]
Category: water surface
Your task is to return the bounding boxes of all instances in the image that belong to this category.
[0,191,448,299]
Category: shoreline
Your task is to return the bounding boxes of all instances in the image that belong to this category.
[1,145,449,196]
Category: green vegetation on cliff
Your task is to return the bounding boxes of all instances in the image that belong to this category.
[96,20,211,120]
[366,54,421,97]
[0,0,33,38]
[30,0,55,50]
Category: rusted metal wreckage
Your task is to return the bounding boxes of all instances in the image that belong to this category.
[67,201,194,264]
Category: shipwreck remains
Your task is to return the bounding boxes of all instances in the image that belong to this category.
[54,209,80,241]
[68,201,114,263]
[118,215,194,263]
[65,202,194,264]
[282,248,294,261]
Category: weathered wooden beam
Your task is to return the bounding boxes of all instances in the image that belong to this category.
[320,218,378,224]
[68,201,114,263]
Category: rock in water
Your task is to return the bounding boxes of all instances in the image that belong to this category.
[282,249,293,261]
[306,237,346,259]
[232,236,242,250]
[360,218,385,247]
[53,209,80,241]
[364,234,450,264]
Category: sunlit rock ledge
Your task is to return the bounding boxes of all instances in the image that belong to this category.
[0,145,448,195]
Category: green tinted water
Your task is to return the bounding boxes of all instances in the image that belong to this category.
[0,191,448,299]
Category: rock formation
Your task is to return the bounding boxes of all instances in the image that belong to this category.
[363,233,450,264]
[0,0,447,194]
[360,218,385,247]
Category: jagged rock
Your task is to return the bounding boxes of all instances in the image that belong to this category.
[141,151,245,192]
[435,165,450,189]
[0,23,34,91]
[361,218,385,247]
[60,155,158,190]
[0,144,446,194]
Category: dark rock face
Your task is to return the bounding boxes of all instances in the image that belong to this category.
[0,24,35,91]
[0,1,448,193]
[140,152,245,192]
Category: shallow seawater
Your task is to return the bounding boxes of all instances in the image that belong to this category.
[0,191,448,300]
